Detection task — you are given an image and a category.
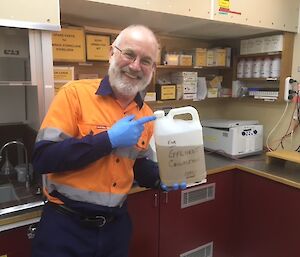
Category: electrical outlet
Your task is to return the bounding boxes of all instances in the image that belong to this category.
[284,77,294,102]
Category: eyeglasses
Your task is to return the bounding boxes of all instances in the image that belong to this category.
[113,45,155,68]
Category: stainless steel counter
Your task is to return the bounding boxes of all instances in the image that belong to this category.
[205,152,300,188]
[1,152,299,229]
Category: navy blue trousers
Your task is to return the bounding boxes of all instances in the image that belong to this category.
[32,203,132,257]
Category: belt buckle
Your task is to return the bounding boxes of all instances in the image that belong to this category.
[83,215,107,227]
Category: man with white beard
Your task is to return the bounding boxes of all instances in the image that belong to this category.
[31,25,161,257]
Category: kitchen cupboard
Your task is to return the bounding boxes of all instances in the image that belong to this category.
[128,169,300,257]
[128,171,235,257]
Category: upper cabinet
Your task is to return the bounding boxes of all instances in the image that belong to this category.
[0,0,60,31]
[86,0,211,20]
[60,0,299,37]
[212,0,299,32]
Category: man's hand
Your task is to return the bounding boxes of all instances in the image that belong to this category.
[108,115,156,148]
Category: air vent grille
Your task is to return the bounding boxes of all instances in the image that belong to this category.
[180,241,213,257]
[181,183,215,208]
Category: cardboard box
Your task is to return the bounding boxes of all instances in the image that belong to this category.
[246,39,256,54]
[171,72,198,83]
[183,93,197,100]
[194,48,207,67]
[176,84,183,100]
[214,48,226,66]
[86,34,110,61]
[144,92,156,102]
[207,88,219,98]
[253,38,264,54]
[270,34,283,52]
[206,49,215,66]
[156,84,177,100]
[164,54,179,65]
[262,36,272,53]
[183,81,198,94]
[179,54,193,66]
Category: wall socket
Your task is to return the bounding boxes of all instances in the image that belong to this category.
[284,77,294,102]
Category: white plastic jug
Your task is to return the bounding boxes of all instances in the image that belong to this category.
[153,106,206,187]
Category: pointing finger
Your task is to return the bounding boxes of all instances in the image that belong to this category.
[135,116,156,125]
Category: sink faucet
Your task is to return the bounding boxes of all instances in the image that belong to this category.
[0,140,30,189]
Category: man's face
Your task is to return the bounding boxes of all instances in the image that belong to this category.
[108,31,157,98]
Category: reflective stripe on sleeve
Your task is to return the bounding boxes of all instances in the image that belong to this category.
[36,127,72,142]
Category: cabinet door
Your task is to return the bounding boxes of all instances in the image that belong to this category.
[159,171,235,257]
[234,171,300,257]
[127,189,160,257]
[0,223,36,257]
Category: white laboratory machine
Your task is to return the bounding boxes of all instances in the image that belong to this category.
[201,119,263,158]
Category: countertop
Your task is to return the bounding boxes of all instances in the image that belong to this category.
[1,152,299,229]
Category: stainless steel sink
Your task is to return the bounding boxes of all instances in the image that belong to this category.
[0,184,19,203]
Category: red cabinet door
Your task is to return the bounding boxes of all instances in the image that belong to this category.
[0,223,36,257]
[159,171,235,257]
[127,189,160,257]
[234,171,300,257]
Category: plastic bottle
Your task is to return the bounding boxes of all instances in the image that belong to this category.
[270,57,281,78]
[244,59,253,78]
[153,107,207,186]
[237,59,245,78]
[261,57,272,78]
[252,58,262,78]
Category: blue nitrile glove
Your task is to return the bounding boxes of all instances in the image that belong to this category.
[160,181,187,192]
[108,115,156,148]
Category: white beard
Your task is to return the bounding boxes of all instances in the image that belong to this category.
[108,58,152,97]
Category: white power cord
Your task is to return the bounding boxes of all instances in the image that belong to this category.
[266,101,289,151]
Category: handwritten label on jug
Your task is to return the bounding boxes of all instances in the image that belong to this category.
[156,144,206,186]
[168,139,176,146]
[168,146,201,168]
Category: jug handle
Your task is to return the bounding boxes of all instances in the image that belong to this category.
[167,106,199,121]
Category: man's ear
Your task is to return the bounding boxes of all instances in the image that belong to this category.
[109,45,114,56]
[109,45,114,63]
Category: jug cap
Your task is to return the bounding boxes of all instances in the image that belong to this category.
[154,110,165,118]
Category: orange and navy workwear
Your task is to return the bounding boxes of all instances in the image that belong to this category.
[33,76,159,210]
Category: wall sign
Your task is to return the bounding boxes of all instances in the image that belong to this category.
[52,27,86,62]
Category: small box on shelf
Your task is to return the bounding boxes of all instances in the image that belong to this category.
[155,84,177,101]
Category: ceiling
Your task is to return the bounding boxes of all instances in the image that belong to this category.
[60,0,277,40]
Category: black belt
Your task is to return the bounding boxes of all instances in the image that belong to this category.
[48,202,116,228]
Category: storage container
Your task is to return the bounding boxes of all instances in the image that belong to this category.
[153,107,206,186]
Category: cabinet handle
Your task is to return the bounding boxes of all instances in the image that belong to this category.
[154,193,158,207]
[163,191,168,204]
[27,224,37,239]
